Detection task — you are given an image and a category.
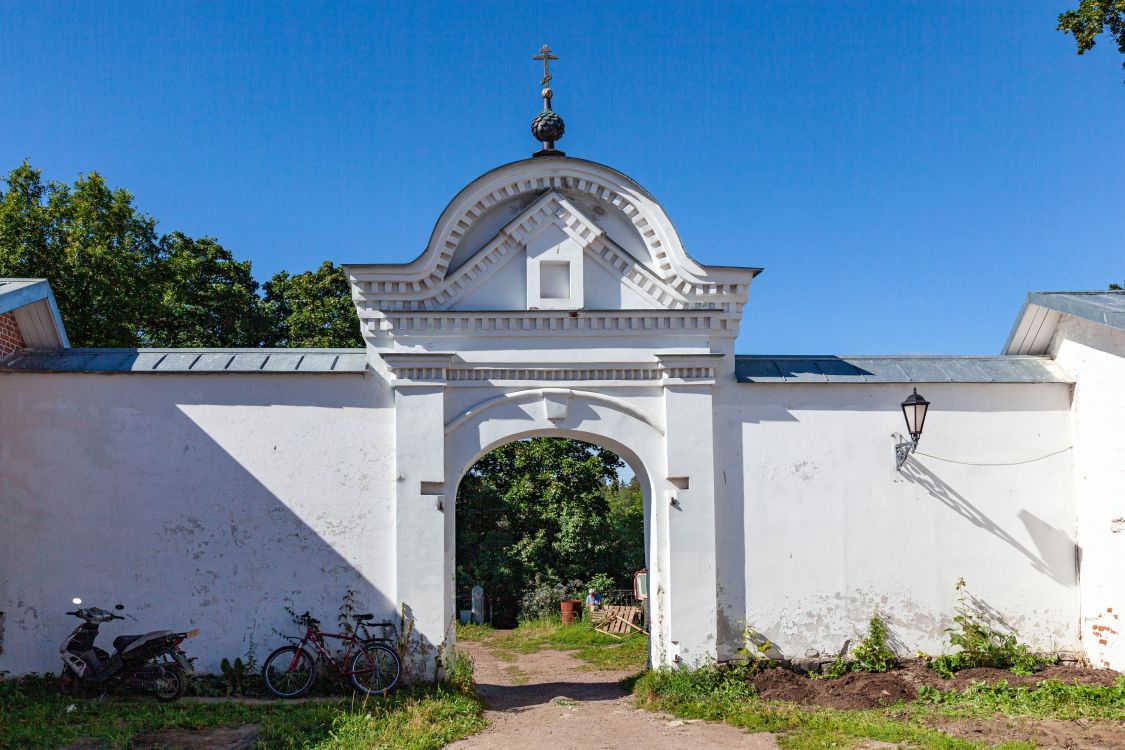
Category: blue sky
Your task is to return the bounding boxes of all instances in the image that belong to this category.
[2,1,1122,354]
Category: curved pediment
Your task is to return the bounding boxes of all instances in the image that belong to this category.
[345,156,760,343]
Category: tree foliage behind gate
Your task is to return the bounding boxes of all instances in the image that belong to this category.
[455,437,644,625]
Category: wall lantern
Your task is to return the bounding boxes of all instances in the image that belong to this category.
[895,388,930,470]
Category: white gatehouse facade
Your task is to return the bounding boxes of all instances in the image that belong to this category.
[2,148,1124,676]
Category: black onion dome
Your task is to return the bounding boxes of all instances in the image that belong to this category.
[531,109,565,143]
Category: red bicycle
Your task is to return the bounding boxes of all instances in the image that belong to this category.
[261,611,401,698]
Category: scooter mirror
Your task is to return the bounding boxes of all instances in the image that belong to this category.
[72,598,82,605]
[114,604,125,610]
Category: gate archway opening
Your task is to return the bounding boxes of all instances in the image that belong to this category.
[453,435,650,631]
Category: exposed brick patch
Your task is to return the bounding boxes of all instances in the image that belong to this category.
[0,311,24,356]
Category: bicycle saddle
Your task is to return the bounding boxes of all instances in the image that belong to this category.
[352,613,374,620]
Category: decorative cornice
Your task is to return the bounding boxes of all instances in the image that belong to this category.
[381,353,454,386]
[345,159,759,349]
[350,191,745,319]
[346,160,758,288]
[444,387,665,435]
[446,363,664,384]
[655,353,724,385]
[378,356,724,388]
[364,309,737,341]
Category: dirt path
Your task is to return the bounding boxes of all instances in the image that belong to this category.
[445,638,777,750]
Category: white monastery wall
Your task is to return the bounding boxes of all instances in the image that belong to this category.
[0,372,396,674]
[1051,316,1125,669]
[715,380,1079,662]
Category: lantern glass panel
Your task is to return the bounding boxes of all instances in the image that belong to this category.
[901,389,930,441]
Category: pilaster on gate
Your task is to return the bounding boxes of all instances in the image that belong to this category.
[657,353,724,665]
[383,353,455,674]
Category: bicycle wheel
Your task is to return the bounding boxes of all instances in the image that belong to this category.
[349,642,401,695]
[262,645,317,698]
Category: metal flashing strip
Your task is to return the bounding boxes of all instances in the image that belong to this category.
[735,355,1070,384]
[1003,291,1125,354]
[0,348,368,374]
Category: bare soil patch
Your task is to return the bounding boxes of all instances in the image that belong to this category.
[750,668,917,710]
[751,662,1120,710]
[933,716,1125,750]
[745,662,1125,748]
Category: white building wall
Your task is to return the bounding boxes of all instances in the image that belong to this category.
[1051,316,1125,669]
[0,373,396,674]
[715,380,1079,662]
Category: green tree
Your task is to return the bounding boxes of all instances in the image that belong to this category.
[0,161,162,346]
[0,161,364,349]
[143,232,270,347]
[1111,282,1123,290]
[456,438,643,623]
[604,476,646,578]
[1058,1,1125,79]
[262,261,363,347]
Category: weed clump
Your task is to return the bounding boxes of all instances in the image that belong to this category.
[440,646,476,693]
[823,615,897,677]
[929,578,1056,678]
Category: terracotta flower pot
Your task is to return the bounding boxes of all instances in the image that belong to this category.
[560,600,577,614]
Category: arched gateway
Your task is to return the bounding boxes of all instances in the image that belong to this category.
[345,155,759,670]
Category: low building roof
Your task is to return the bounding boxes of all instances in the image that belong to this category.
[0,348,368,374]
[0,278,69,348]
[1004,291,1125,355]
[735,355,1070,384]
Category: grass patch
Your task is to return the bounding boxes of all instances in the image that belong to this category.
[913,676,1125,720]
[503,665,530,686]
[573,636,650,672]
[481,618,648,672]
[632,664,1125,750]
[454,621,495,642]
[0,674,485,750]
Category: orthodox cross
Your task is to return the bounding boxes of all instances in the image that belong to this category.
[533,44,558,88]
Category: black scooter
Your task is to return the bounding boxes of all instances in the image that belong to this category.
[57,602,198,702]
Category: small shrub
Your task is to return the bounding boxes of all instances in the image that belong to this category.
[736,623,779,667]
[518,578,585,621]
[635,663,756,708]
[822,615,896,677]
[931,578,1056,678]
[586,573,615,597]
[441,646,476,693]
[220,656,249,695]
[337,587,358,636]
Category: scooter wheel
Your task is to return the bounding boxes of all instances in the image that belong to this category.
[58,671,84,697]
[154,666,185,703]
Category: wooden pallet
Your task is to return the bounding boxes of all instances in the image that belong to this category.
[594,605,645,638]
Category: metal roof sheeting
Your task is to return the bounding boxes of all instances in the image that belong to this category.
[1004,291,1125,355]
[735,355,1070,384]
[0,278,70,347]
[0,348,368,374]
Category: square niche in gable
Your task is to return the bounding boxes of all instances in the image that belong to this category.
[525,223,584,310]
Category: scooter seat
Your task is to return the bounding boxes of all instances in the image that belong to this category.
[113,630,173,654]
[113,634,144,651]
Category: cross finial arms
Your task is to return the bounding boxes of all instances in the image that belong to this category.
[533,44,558,89]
